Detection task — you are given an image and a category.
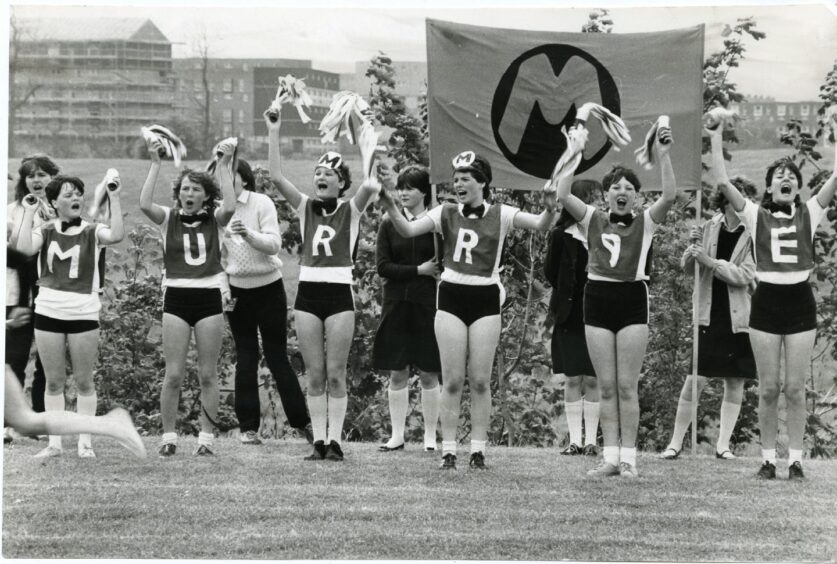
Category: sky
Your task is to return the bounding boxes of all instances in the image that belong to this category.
[5,0,837,102]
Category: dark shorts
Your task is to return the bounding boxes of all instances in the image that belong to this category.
[437,281,501,326]
[749,281,817,335]
[34,313,99,334]
[294,281,354,321]
[583,280,649,333]
[551,322,596,377]
[163,287,223,327]
[373,300,441,373]
[693,324,757,380]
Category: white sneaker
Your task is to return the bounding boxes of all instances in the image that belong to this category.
[4,427,14,444]
[239,430,262,445]
[34,445,63,459]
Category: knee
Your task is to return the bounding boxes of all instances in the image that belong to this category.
[198,369,217,389]
[390,370,411,390]
[443,377,464,396]
[784,384,805,406]
[45,379,65,395]
[598,383,617,402]
[75,379,95,396]
[419,372,440,389]
[565,377,581,393]
[759,383,781,403]
[163,371,185,390]
[326,374,346,392]
[470,378,490,396]
[617,383,637,401]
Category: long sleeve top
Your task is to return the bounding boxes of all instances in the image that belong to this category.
[376,209,440,306]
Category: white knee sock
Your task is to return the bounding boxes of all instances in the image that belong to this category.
[421,385,441,444]
[327,395,347,445]
[76,392,97,448]
[583,400,600,446]
[387,386,408,445]
[44,393,65,449]
[565,399,583,446]
[668,398,693,451]
[716,401,741,454]
[307,394,327,443]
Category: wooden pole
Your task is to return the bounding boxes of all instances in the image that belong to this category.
[691,188,702,456]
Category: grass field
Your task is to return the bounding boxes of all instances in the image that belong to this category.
[2,437,837,561]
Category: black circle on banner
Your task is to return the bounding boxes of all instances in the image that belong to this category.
[491,44,621,179]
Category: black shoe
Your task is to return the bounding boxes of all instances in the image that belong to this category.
[788,461,805,480]
[756,461,776,480]
[324,440,344,461]
[304,440,326,461]
[469,451,487,469]
[158,443,176,457]
[439,453,456,470]
[582,444,598,457]
[194,444,214,456]
[296,423,314,445]
[378,441,405,452]
[560,443,582,456]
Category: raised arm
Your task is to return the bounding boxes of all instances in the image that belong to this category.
[96,174,124,245]
[264,109,303,209]
[212,142,237,227]
[139,138,167,225]
[377,188,435,238]
[707,121,745,213]
[553,127,588,222]
[351,176,382,213]
[513,184,559,231]
[14,196,44,256]
[816,138,837,208]
[648,123,677,224]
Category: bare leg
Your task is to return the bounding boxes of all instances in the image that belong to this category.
[434,310,468,455]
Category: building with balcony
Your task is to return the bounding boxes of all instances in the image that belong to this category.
[10,18,174,157]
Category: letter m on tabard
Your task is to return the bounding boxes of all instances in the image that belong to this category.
[46,241,81,278]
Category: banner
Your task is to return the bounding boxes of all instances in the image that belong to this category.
[426,19,704,191]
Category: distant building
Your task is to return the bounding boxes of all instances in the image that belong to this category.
[732,97,823,148]
[340,60,426,113]
[10,18,174,156]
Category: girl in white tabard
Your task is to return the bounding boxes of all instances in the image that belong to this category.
[660,177,758,462]
[556,120,677,478]
[374,164,442,453]
[378,151,558,470]
[15,173,125,458]
[264,107,380,462]
[139,139,236,457]
[709,117,837,480]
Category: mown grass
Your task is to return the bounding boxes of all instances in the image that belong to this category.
[3,437,836,561]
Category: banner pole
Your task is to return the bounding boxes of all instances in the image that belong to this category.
[691,188,702,456]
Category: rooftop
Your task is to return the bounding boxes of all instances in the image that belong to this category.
[13,18,170,44]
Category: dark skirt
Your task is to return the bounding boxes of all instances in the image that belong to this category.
[693,324,757,380]
[749,281,817,335]
[551,323,596,377]
[373,300,441,373]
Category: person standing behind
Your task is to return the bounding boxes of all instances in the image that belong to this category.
[374,164,443,452]
[544,179,601,457]
[659,178,758,461]
[222,157,313,445]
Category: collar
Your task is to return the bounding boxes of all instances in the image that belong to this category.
[403,208,427,221]
[236,189,251,205]
[712,212,743,232]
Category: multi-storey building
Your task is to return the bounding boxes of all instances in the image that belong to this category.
[732,97,823,148]
[10,18,174,156]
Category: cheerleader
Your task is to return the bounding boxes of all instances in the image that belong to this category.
[5,154,58,421]
[139,139,236,457]
[543,179,601,457]
[378,151,557,469]
[555,120,677,478]
[709,118,837,480]
[4,254,145,458]
[374,164,442,452]
[660,177,758,461]
[15,173,125,458]
[264,107,381,461]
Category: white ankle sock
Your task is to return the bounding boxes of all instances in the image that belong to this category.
[603,446,619,466]
[161,432,178,445]
[620,447,637,466]
[470,439,486,455]
[44,393,65,449]
[565,399,583,446]
[788,449,803,466]
[421,385,441,443]
[583,400,600,446]
[76,392,97,448]
[327,395,347,445]
[442,440,456,456]
[762,448,776,464]
[387,386,408,444]
[717,401,741,453]
[307,394,327,443]
[198,431,213,446]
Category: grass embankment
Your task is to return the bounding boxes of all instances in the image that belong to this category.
[3,437,836,561]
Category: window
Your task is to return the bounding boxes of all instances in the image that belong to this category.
[242,93,249,102]
[223,79,233,93]
[800,104,809,116]
[788,105,795,116]
[753,105,763,117]
[776,104,786,117]
[223,109,233,123]
[238,110,245,125]
[238,79,246,93]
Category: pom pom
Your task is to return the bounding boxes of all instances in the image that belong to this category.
[140,124,187,167]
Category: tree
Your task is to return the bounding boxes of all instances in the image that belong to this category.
[8,14,43,157]
[581,8,613,33]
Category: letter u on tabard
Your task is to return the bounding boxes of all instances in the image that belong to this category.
[312,225,337,257]
[453,228,479,264]
[183,233,207,266]
[46,241,81,278]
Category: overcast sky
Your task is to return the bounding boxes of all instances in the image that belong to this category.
[6,1,837,102]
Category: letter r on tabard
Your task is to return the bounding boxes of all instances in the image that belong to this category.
[453,228,478,264]
[312,225,337,257]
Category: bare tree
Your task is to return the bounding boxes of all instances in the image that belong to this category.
[9,14,43,156]
[192,26,213,157]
